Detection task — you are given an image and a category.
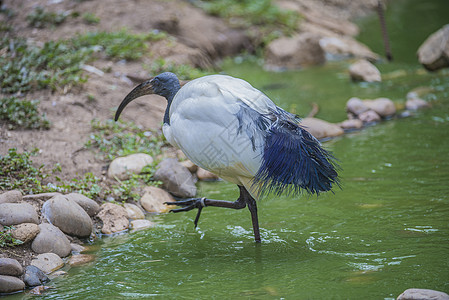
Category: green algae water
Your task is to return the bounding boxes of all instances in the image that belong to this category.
[8,0,449,299]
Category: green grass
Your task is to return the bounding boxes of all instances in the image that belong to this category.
[82,12,100,25]
[193,0,300,45]
[86,119,167,161]
[26,6,69,28]
[0,148,48,194]
[0,29,167,94]
[0,226,24,247]
[146,58,211,80]
[0,36,91,93]
[0,97,50,129]
[72,29,167,61]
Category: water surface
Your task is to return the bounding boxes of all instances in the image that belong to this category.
[8,0,449,299]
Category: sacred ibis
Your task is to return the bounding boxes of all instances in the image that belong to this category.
[115,72,339,242]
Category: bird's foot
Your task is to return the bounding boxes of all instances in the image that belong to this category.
[164,197,206,228]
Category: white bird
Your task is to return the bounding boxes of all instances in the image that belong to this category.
[115,72,339,242]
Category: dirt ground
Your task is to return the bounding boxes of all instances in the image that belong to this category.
[0,0,377,185]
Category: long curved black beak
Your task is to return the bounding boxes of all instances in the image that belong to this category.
[114,79,155,121]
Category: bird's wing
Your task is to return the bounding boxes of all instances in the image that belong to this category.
[168,75,274,182]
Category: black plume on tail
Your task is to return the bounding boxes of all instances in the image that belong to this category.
[253,119,340,197]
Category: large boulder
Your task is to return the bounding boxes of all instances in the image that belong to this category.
[97,203,129,235]
[153,158,197,198]
[349,59,381,82]
[0,203,39,226]
[300,118,344,140]
[417,24,449,71]
[265,33,325,70]
[31,223,71,257]
[41,195,92,238]
[107,153,154,181]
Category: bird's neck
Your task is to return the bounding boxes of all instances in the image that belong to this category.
[163,88,179,125]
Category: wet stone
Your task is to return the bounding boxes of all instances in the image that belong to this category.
[68,254,95,267]
[24,265,49,287]
[124,203,145,220]
[0,275,25,294]
[30,253,64,274]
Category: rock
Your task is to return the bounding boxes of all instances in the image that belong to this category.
[30,285,52,295]
[23,192,61,201]
[153,158,197,198]
[130,219,154,230]
[300,8,359,37]
[124,203,145,220]
[50,270,67,277]
[339,119,363,130]
[68,254,95,267]
[417,24,449,71]
[140,186,175,213]
[97,203,129,234]
[397,288,449,300]
[180,159,198,173]
[0,190,22,204]
[64,193,100,217]
[319,36,379,62]
[0,275,25,294]
[23,265,49,287]
[358,110,381,123]
[363,98,396,117]
[346,97,369,116]
[31,223,71,257]
[406,97,430,110]
[300,117,344,140]
[107,153,154,181]
[30,253,64,274]
[10,223,40,243]
[0,258,23,276]
[196,167,219,181]
[265,33,325,70]
[0,202,39,226]
[349,59,381,82]
[70,243,85,253]
[41,195,93,238]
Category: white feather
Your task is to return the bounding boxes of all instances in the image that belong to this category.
[162,75,274,196]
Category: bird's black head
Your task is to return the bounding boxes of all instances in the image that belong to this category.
[151,72,181,100]
[114,72,180,122]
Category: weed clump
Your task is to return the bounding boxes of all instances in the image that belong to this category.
[0,97,50,129]
[26,6,69,28]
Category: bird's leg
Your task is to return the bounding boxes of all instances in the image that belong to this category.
[165,186,262,242]
[240,188,261,243]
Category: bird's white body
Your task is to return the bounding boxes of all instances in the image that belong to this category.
[163,75,276,198]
